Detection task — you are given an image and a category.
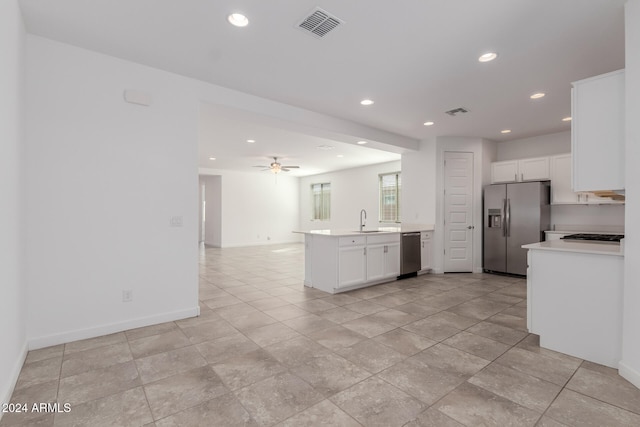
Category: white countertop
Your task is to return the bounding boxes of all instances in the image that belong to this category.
[293,225,434,237]
[523,240,624,257]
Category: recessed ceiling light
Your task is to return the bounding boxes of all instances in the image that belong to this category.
[227,13,249,27]
[530,92,545,99]
[247,139,255,143]
[316,145,335,150]
[357,140,368,145]
[501,129,511,134]
[360,99,374,106]
[478,52,498,62]
[562,117,572,122]
[337,154,344,158]
[209,157,216,160]
[423,121,435,126]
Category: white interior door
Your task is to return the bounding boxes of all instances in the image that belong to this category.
[443,152,474,272]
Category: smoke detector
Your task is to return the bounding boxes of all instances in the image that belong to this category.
[297,8,343,38]
[445,107,469,116]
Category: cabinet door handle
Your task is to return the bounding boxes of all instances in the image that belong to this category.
[364,247,367,256]
[521,173,524,181]
[515,173,517,181]
[384,245,388,253]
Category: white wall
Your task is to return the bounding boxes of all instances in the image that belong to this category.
[401,140,437,226]
[200,169,300,247]
[25,36,200,348]
[621,0,640,389]
[435,137,496,274]
[496,131,571,161]
[0,0,27,412]
[200,175,222,247]
[298,161,402,232]
[401,137,497,274]
[497,131,625,230]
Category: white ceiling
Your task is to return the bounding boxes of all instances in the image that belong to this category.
[19,0,626,176]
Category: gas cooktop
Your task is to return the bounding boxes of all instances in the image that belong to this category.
[561,233,624,243]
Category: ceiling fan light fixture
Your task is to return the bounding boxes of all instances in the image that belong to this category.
[360,99,374,106]
[270,162,282,174]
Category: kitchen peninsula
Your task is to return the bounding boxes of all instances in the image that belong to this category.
[523,239,624,368]
[295,226,434,294]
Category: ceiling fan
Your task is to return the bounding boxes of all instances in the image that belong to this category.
[253,157,300,174]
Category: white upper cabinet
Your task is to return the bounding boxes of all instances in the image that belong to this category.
[519,157,551,181]
[491,160,519,183]
[550,154,575,204]
[550,153,624,204]
[491,157,550,184]
[571,70,625,191]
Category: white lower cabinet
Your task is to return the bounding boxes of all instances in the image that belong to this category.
[383,243,401,277]
[363,235,400,284]
[366,242,401,281]
[306,233,401,293]
[338,245,366,288]
[526,247,623,368]
[421,231,433,270]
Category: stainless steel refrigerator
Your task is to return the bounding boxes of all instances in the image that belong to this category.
[483,181,550,275]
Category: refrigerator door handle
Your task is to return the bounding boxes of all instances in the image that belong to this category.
[500,199,507,237]
[508,198,511,237]
[502,199,507,237]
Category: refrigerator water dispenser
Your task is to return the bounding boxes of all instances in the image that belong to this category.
[488,209,502,228]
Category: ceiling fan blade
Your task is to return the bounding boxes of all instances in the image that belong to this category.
[281,166,300,169]
[252,165,268,168]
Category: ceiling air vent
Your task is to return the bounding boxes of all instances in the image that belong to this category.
[297,8,343,38]
[445,107,469,116]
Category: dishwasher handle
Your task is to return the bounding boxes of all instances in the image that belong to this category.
[402,232,421,237]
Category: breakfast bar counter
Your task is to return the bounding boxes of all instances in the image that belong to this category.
[523,240,624,368]
[294,226,434,294]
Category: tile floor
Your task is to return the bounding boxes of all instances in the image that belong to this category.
[3,243,640,426]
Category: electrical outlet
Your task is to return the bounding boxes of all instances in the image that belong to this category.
[122,290,133,302]
[169,216,183,227]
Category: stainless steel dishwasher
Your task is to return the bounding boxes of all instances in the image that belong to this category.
[400,232,421,276]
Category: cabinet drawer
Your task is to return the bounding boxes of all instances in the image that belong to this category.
[339,236,366,247]
[366,233,400,245]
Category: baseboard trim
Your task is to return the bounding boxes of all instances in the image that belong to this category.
[0,341,28,418]
[619,360,640,389]
[28,306,200,350]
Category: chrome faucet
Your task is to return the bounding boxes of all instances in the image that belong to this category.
[360,209,367,232]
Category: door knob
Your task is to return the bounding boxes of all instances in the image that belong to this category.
[467,225,475,229]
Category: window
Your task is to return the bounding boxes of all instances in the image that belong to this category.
[311,183,331,220]
[380,172,401,222]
